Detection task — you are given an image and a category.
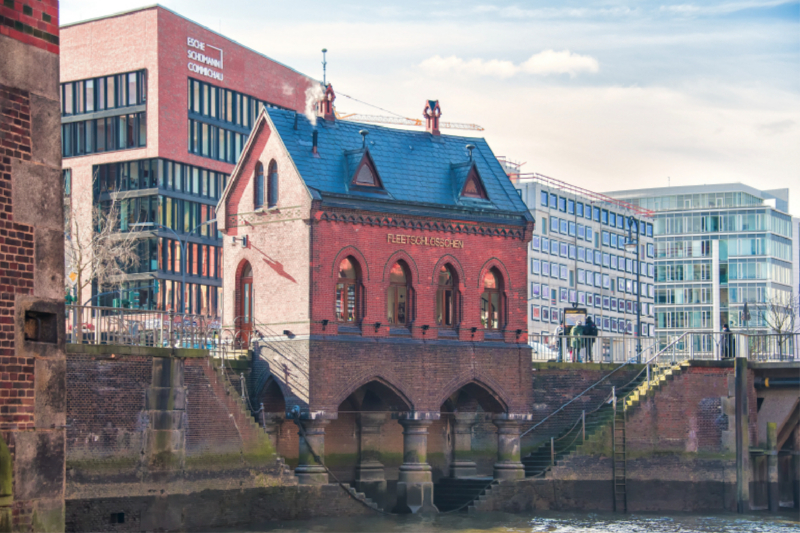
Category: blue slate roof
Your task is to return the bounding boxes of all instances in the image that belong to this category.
[267,108,532,224]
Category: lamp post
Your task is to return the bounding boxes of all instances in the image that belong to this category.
[625,216,642,362]
[132,219,216,314]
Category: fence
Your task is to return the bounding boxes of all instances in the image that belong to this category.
[66,305,236,356]
[530,331,798,363]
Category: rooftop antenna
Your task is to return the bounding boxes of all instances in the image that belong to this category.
[322,48,328,86]
[466,144,475,161]
[359,129,369,148]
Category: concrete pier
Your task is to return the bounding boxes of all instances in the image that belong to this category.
[354,413,387,507]
[450,413,480,478]
[295,420,330,485]
[492,419,525,481]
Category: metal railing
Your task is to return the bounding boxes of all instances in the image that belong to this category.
[66,304,224,352]
[530,334,657,364]
[531,331,798,363]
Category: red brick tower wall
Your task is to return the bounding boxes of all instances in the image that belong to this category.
[0,0,66,529]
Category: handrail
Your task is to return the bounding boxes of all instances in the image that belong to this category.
[520,331,690,439]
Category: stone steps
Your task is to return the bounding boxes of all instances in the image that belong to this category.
[433,477,494,512]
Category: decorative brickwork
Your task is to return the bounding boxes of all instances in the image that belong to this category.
[0,0,59,54]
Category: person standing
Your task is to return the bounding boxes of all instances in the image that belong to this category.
[585,317,598,362]
[554,321,565,363]
[571,321,585,363]
[721,324,733,359]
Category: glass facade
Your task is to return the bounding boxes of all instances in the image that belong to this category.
[187,78,286,164]
[93,158,227,315]
[611,187,795,338]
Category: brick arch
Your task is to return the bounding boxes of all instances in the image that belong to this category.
[430,254,466,287]
[476,257,512,291]
[331,371,415,412]
[257,375,288,414]
[331,245,370,281]
[382,250,420,284]
[435,372,510,414]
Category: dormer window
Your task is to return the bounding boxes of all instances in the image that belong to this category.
[461,166,487,199]
[351,151,382,188]
[355,162,377,186]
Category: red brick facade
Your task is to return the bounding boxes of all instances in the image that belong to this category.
[0,0,59,54]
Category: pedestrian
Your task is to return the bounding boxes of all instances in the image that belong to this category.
[721,324,734,359]
[584,317,598,362]
[571,320,585,363]
[554,321,565,363]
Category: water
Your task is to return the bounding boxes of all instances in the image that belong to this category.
[231,511,799,533]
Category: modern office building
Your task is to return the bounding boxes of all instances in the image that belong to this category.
[607,184,795,341]
[512,174,656,340]
[60,6,315,315]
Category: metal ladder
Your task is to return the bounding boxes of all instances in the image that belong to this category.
[612,389,627,513]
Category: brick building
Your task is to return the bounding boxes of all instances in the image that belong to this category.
[0,0,66,530]
[59,6,315,314]
[217,95,535,512]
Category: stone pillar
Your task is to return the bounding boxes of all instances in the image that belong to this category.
[393,419,438,514]
[143,357,187,480]
[262,414,283,450]
[767,422,779,513]
[355,413,387,507]
[793,425,800,511]
[493,419,525,481]
[295,419,329,485]
[734,357,750,513]
[450,413,480,478]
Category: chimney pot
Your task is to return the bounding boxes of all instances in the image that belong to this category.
[424,100,442,136]
[317,83,336,122]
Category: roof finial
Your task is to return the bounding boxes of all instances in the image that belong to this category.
[466,144,475,161]
[359,129,369,149]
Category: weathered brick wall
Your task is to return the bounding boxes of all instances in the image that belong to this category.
[626,365,733,453]
[307,339,533,416]
[1,15,65,530]
[66,354,151,459]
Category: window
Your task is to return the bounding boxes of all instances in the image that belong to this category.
[461,167,487,199]
[601,210,608,225]
[559,197,566,212]
[568,199,575,214]
[267,160,279,207]
[481,268,504,330]
[609,212,616,227]
[593,206,601,222]
[578,247,586,262]
[551,217,559,233]
[578,269,585,284]
[550,240,558,255]
[436,265,458,327]
[531,236,540,251]
[532,259,540,275]
[542,237,550,254]
[387,261,411,326]
[542,262,550,277]
[585,227,593,242]
[549,193,557,209]
[559,265,568,280]
[335,257,360,323]
[540,191,548,207]
[254,162,264,209]
[532,305,540,321]
[577,202,584,217]
[560,288,568,302]
[560,219,567,234]
[61,70,146,117]
[577,224,585,239]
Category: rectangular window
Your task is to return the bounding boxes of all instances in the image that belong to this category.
[559,197,566,212]
[576,202,584,217]
[569,244,576,259]
[542,237,550,254]
[540,190,548,206]
[542,262,550,277]
[550,193,557,209]
[578,269,585,284]
[560,288,568,302]
[593,206,600,222]
[531,236,540,251]
[532,259,540,275]
[585,227,593,242]
[602,231,609,246]
[560,219,567,234]
[609,212,616,228]
[532,305,540,321]
[578,247,585,262]
[610,233,617,248]
[568,199,574,214]
[532,283,541,299]
[560,242,568,257]
[560,265,567,280]
[550,240,558,255]
[577,224,585,239]
[551,217,559,233]
[550,262,559,279]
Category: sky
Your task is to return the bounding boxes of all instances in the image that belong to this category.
[62,1,800,215]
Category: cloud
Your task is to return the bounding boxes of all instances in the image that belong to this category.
[419,50,599,78]
[757,119,795,136]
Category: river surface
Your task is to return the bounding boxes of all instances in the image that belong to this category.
[228,511,799,533]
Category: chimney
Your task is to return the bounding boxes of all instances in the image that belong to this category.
[312,130,318,155]
[423,100,441,136]
[317,83,336,122]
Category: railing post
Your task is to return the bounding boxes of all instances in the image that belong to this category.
[550,437,555,467]
[239,373,246,406]
[260,402,266,432]
[647,364,650,389]
[582,410,586,443]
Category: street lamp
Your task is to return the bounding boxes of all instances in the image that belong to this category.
[625,216,642,362]
[132,219,217,314]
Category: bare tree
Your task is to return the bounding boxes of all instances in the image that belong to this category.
[65,171,142,306]
[758,294,799,357]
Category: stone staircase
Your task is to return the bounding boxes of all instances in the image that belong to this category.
[433,477,495,512]
[520,360,691,479]
[341,484,383,512]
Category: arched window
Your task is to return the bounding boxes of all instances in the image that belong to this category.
[480,267,504,330]
[236,262,254,348]
[254,162,264,209]
[267,160,278,208]
[335,257,360,323]
[387,261,411,326]
[436,264,458,328]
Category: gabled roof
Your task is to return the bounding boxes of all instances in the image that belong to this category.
[220,107,533,226]
[267,109,531,224]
